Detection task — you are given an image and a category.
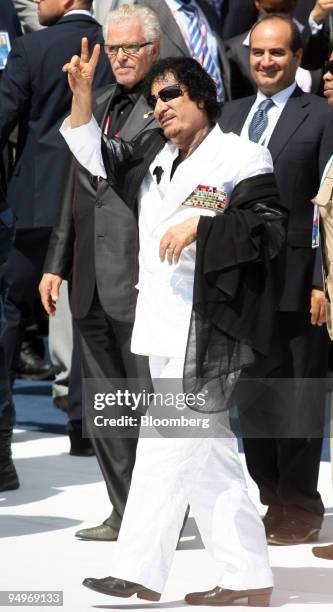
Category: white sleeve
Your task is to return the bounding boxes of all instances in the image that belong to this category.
[236,142,273,185]
[59,115,107,179]
[308,11,324,33]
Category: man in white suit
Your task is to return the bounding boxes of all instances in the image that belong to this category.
[58,45,286,604]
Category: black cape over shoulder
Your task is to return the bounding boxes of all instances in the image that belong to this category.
[184,173,287,412]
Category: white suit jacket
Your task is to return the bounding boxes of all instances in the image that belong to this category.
[132,125,273,357]
[61,120,273,358]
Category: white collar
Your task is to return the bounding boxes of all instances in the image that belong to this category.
[63,10,93,18]
[255,81,297,108]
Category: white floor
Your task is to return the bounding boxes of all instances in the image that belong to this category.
[1,429,333,612]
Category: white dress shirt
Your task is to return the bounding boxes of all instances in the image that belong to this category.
[240,81,297,146]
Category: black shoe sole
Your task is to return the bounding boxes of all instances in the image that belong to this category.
[83,581,160,601]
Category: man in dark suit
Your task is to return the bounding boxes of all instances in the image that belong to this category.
[221,14,333,545]
[0,0,21,493]
[226,0,322,99]
[40,4,161,541]
[0,0,112,388]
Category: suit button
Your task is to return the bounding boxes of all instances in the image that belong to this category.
[96,201,103,208]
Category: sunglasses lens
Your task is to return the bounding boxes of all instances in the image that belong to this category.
[148,86,183,109]
[160,86,182,102]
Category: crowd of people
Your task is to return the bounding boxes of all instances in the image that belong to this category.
[1,0,333,605]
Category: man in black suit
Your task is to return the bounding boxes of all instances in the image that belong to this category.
[221,14,333,545]
[0,0,21,494]
[0,0,112,388]
[40,4,161,541]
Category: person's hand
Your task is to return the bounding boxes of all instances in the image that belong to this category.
[62,37,100,97]
[312,0,333,24]
[39,273,63,316]
[310,288,326,325]
[159,216,200,265]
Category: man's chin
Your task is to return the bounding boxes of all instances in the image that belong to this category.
[38,15,61,26]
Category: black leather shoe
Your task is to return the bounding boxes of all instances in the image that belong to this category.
[262,505,284,538]
[82,576,161,601]
[17,341,54,381]
[0,428,20,492]
[75,524,118,541]
[67,420,95,457]
[267,517,319,545]
[0,459,19,492]
[185,586,273,606]
[312,544,333,560]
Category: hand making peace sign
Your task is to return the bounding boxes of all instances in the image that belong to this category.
[62,36,101,97]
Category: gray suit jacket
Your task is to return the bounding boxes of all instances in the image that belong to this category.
[44,84,157,321]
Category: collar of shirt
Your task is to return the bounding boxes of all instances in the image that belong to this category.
[242,17,303,46]
[256,81,297,110]
[112,82,144,106]
[241,81,297,145]
[62,10,94,18]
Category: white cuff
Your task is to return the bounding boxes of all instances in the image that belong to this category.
[308,11,324,34]
[60,115,107,179]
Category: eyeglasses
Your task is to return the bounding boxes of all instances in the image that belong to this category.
[325,60,333,75]
[148,85,185,109]
[103,42,153,56]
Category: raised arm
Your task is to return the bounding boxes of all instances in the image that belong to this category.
[62,37,101,128]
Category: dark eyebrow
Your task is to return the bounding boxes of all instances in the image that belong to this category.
[250,47,286,53]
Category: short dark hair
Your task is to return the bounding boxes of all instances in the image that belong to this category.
[250,13,302,54]
[143,57,222,125]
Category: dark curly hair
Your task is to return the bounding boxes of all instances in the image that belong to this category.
[143,57,222,126]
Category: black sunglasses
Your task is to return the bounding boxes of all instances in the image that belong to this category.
[325,60,333,75]
[148,85,184,109]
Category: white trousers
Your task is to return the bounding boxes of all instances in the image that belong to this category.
[110,356,273,594]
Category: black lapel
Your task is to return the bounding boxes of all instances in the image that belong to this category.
[126,131,166,208]
[121,96,157,141]
[267,87,310,162]
[94,84,117,128]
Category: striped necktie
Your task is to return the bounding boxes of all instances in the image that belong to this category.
[248,98,274,143]
[179,1,224,101]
